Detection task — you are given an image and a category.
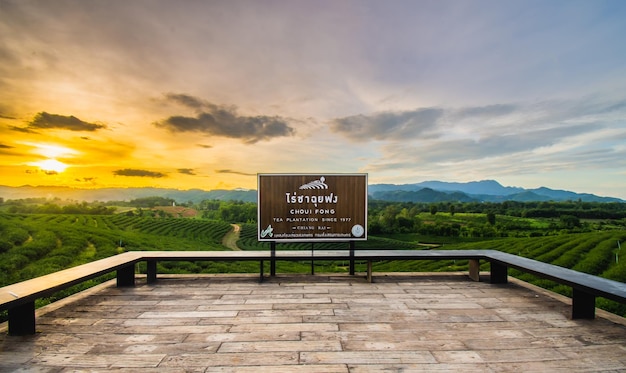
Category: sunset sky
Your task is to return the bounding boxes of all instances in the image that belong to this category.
[1,0,626,199]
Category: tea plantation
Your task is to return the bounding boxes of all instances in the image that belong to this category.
[1,212,626,316]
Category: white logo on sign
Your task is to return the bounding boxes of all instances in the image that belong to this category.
[260,225,274,238]
[299,176,328,190]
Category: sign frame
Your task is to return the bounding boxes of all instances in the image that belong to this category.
[257,173,368,242]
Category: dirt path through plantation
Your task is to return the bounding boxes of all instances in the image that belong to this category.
[222,224,241,250]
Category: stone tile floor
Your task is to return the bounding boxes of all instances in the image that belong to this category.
[2,273,626,372]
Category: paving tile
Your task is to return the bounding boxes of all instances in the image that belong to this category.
[477,347,567,363]
[300,351,437,364]
[343,339,467,351]
[218,340,342,353]
[137,310,239,318]
[347,363,493,372]
[432,350,484,363]
[159,352,299,367]
[229,322,339,333]
[205,365,349,372]
[186,331,301,343]
[198,316,304,324]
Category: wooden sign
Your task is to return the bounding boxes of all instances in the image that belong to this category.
[258,174,367,242]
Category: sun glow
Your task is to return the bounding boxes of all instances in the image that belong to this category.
[32,159,69,174]
[20,142,79,174]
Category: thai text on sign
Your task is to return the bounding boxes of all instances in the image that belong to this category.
[257,174,367,242]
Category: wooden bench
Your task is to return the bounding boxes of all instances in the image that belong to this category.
[0,252,142,335]
[133,249,626,320]
[358,250,626,319]
[484,251,626,319]
[3,249,626,335]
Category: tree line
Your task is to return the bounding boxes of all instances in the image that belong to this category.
[367,200,626,237]
[2,197,625,238]
[1,198,116,215]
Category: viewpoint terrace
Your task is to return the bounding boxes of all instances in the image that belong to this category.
[2,272,626,372]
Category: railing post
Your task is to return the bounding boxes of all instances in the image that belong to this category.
[147,260,157,284]
[490,261,508,284]
[8,301,36,336]
[260,260,264,283]
[349,241,355,275]
[270,241,276,276]
[311,243,315,275]
[117,263,135,287]
[572,288,596,319]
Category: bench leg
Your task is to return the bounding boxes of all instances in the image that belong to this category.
[147,260,157,284]
[8,301,36,336]
[572,288,595,319]
[117,263,135,287]
[367,260,373,283]
[490,262,508,284]
[468,259,480,282]
[259,260,264,283]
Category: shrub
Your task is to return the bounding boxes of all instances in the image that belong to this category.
[5,227,30,245]
[0,238,13,253]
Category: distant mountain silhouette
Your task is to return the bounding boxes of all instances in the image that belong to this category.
[369,180,623,203]
[0,185,257,203]
[0,180,622,203]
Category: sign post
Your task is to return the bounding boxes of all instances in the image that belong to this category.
[258,173,368,275]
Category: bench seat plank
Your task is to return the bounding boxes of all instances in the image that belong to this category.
[0,252,141,311]
[486,251,626,303]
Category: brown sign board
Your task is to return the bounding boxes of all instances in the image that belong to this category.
[258,174,368,242]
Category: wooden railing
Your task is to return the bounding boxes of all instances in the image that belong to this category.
[3,250,626,335]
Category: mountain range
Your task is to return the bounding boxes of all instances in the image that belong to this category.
[0,180,622,204]
[368,180,623,203]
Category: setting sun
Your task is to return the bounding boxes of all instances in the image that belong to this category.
[33,159,68,174]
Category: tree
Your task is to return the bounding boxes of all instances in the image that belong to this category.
[430,205,438,215]
[486,212,496,225]
[380,205,399,232]
[560,214,581,229]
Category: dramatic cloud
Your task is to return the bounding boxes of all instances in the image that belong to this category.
[25,168,59,176]
[0,143,16,156]
[165,93,207,110]
[24,112,106,132]
[335,96,626,193]
[177,168,196,175]
[75,177,96,183]
[216,169,256,177]
[330,108,443,141]
[156,95,295,143]
[9,126,37,133]
[113,169,167,178]
[384,123,601,165]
